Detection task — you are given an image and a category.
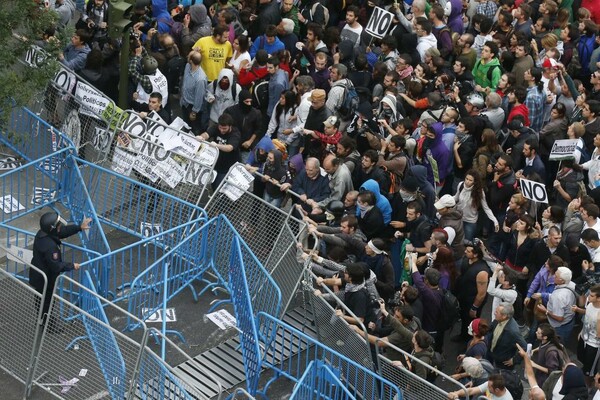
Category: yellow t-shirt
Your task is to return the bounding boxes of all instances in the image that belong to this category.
[193,36,233,82]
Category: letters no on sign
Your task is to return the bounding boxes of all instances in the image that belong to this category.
[365,7,395,39]
[520,178,548,203]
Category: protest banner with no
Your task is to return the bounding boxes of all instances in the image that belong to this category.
[520,178,548,203]
[365,7,394,39]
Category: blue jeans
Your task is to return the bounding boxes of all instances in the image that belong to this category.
[463,221,477,242]
[263,192,283,208]
[554,318,575,343]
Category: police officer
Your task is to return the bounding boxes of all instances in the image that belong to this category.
[30,212,92,317]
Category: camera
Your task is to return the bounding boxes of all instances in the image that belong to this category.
[575,273,600,296]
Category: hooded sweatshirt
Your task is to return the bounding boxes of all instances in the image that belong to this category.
[420,122,451,187]
[181,5,212,54]
[357,179,392,225]
[416,34,437,63]
[246,136,275,170]
[152,0,173,35]
[472,57,502,90]
[208,69,241,123]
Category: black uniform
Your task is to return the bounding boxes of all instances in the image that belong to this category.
[30,224,82,316]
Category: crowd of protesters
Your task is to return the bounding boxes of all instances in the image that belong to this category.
[40,0,600,398]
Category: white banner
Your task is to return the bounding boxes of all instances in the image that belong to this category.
[365,6,395,39]
[549,139,578,161]
[0,156,22,171]
[222,163,255,201]
[24,44,47,67]
[111,147,135,176]
[520,178,548,203]
[133,154,160,182]
[75,81,111,117]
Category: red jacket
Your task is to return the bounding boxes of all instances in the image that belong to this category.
[238,66,268,88]
[508,103,530,127]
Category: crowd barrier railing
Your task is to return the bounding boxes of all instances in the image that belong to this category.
[290,360,359,400]
[205,164,315,316]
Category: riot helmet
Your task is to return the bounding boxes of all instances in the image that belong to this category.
[141,56,158,75]
[40,212,67,234]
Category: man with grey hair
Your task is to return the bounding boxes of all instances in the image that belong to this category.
[482,92,505,132]
[283,157,331,215]
[487,302,527,370]
[326,64,352,119]
[276,18,299,58]
[536,266,577,342]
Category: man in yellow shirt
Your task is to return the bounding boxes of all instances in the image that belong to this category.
[192,26,233,82]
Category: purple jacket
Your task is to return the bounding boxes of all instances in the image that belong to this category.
[421,122,451,186]
[526,267,555,304]
[447,0,464,35]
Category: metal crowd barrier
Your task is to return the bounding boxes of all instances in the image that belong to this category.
[0,253,46,391]
[77,156,207,240]
[26,273,223,399]
[205,166,313,316]
[0,107,74,164]
[290,360,358,400]
[0,147,71,225]
[228,234,282,395]
[257,312,403,400]
[305,270,376,378]
[376,339,470,400]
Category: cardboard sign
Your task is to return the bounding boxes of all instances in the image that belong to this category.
[222,163,255,201]
[365,7,395,39]
[520,178,548,203]
[549,139,578,161]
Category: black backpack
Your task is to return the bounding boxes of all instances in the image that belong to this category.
[425,351,446,383]
[437,288,460,332]
[486,64,505,85]
[249,70,270,110]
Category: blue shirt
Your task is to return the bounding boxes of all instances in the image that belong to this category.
[526,86,545,133]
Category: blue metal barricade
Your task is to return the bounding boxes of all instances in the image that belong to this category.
[78,157,207,239]
[0,107,75,163]
[0,147,71,225]
[256,312,403,400]
[228,235,267,396]
[290,360,358,400]
[72,271,127,399]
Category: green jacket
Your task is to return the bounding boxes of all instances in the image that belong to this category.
[472,57,502,90]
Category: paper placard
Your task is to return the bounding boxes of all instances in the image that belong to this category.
[205,309,237,330]
[6,244,33,264]
[1,195,25,214]
[365,6,395,39]
[111,147,135,176]
[75,81,110,117]
[549,139,578,161]
[520,178,548,203]
[222,163,255,201]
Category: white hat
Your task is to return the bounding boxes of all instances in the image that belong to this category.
[434,194,456,210]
